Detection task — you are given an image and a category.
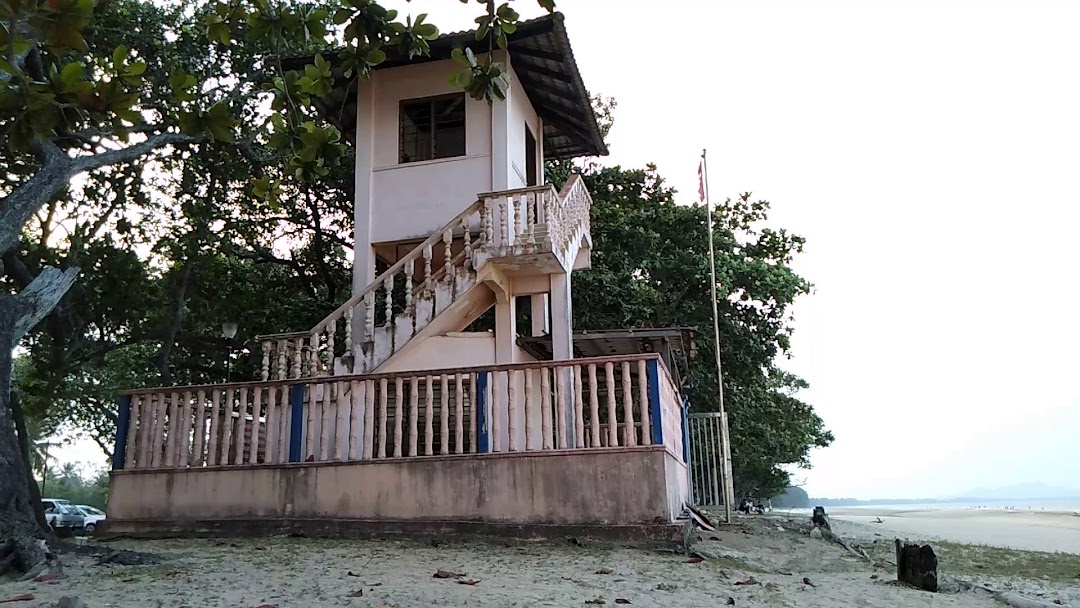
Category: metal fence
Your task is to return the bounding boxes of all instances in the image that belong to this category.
[687,412,729,508]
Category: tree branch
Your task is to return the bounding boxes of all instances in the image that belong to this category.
[0,132,196,258]
[12,266,80,343]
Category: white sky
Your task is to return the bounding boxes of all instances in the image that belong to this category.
[52,0,1080,500]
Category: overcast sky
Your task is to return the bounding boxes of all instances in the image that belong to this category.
[55,0,1080,500]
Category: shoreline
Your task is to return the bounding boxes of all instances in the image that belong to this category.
[820,506,1080,554]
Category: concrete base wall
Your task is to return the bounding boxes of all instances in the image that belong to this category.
[107,447,687,532]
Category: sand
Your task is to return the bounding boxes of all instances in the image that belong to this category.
[829,508,1080,554]
[4,515,1079,608]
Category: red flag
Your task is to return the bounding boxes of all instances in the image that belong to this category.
[697,160,706,203]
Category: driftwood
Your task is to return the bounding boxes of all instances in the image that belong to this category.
[809,507,873,563]
[951,577,1063,608]
[685,504,717,532]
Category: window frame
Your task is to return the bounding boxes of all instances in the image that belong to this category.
[398,93,468,164]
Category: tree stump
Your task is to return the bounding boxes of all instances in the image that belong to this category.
[895,539,938,592]
[811,506,831,530]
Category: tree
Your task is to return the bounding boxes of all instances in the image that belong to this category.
[1,0,555,578]
[555,159,834,501]
[771,485,810,509]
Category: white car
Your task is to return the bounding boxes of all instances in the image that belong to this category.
[76,505,106,534]
[42,499,85,533]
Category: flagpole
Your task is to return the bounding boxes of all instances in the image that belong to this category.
[701,149,735,524]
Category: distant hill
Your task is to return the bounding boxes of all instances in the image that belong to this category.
[808,483,1080,507]
[956,483,1080,501]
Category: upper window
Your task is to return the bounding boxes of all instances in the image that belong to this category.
[399,94,467,164]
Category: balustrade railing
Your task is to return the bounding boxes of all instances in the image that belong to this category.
[111,354,685,472]
[255,177,594,382]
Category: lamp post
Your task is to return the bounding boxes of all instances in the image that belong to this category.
[222,321,238,383]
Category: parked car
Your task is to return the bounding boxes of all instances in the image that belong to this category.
[42,498,85,533]
[76,505,106,534]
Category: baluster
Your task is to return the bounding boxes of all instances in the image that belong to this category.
[524,368,536,450]
[219,389,234,465]
[348,379,362,460]
[442,228,453,277]
[394,376,404,457]
[405,258,414,310]
[555,366,567,449]
[192,389,207,466]
[290,337,300,379]
[124,395,140,469]
[377,377,388,458]
[588,364,601,448]
[482,197,493,246]
[423,245,433,285]
[276,339,287,380]
[265,386,278,463]
[440,374,450,455]
[208,389,222,466]
[501,195,511,248]
[309,333,320,376]
[344,305,354,349]
[363,379,375,459]
[638,359,651,446]
[326,323,336,373]
[469,372,478,453]
[135,395,152,468]
[234,387,248,465]
[383,276,393,328]
[409,376,419,457]
[424,375,434,455]
[154,393,169,467]
[507,369,519,451]
[461,217,473,266]
[605,362,618,447]
[455,373,465,454]
[250,388,263,464]
[364,292,375,341]
[513,195,523,246]
[540,367,553,450]
[260,341,271,381]
[305,385,317,460]
[319,383,333,461]
[573,365,585,448]
[176,391,192,467]
[526,192,537,250]
[163,392,178,467]
[621,361,636,447]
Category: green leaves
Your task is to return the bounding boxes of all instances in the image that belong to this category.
[30,0,94,53]
[110,45,147,87]
[169,69,199,103]
[297,54,335,99]
[178,101,236,143]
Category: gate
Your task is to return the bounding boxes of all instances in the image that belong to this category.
[687,412,731,508]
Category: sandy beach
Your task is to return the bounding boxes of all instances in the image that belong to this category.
[828,507,1080,554]
[4,514,1079,607]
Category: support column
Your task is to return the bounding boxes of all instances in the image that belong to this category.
[549,273,575,447]
[530,294,549,337]
[352,79,376,363]
[493,296,517,451]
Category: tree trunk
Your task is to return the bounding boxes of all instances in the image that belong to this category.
[0,296,51,578]
[10,391,48,531]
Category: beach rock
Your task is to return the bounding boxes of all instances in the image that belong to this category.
[809,528,823,539]
[56,599,86,608]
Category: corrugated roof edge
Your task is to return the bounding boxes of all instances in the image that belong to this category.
[279,12,608,159]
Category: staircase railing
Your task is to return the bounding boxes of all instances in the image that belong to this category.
[256,176,593,381]
[258,199,487,380]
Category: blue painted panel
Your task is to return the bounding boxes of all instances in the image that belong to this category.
[477,372,489,453]
[289,384,306,462]
[646,359,664,446]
